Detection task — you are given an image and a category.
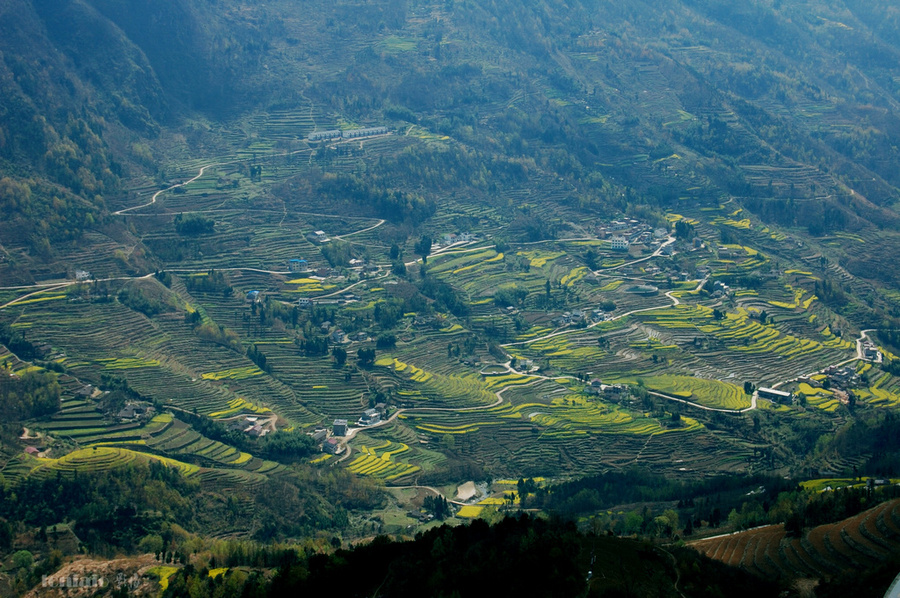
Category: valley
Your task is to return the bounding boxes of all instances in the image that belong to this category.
[2,0,900,595]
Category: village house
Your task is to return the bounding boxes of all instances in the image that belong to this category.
[117,403,153,420]
[711,281,730,296]
[288,258,309,272]
[828,367,860,389]
[341,126,388,139]
[832,389,851,405]
[308,428,328,443]
[246,424,267,438]
[513,359,534,372]
[602,384,628,397]
[322,437,342,454]
[358,408,381,426]
[862,342,881,362]
[75,384,94,399]
[333,419,348,436]
[611,236,629,251]
[308,130,342,142]
[757,387,793,404]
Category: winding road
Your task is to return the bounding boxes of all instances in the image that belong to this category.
[333,389,509,464]
[114,164,221,215]
[2,155,885,470]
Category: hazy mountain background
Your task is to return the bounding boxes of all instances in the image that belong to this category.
[3,0,900,289]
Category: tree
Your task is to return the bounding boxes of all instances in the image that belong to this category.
[674,220,694,240]
[376,334,396,349]
[174,213,215,236]
[11,550,33,570]
[357,348,376,368]
[743,381,755,396]
[414,235,432,263]
[389,243,401,260]
[332,347,347,367]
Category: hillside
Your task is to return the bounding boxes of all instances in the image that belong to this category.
[2,1,900,593]
[691,498,900,589]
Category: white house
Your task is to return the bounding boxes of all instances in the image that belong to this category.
[611,236,629,251]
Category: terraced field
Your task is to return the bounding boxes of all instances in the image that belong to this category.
[371,354,498,409]
[618,375,751,411]
[346,440,419,482]
[6,96,898,495]
[855,370,900,408]
[27,446,201,480]
[690,499,900,580]
[634,303,853,385]
[16,396,285,489]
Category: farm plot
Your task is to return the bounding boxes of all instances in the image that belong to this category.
[133,417,283,475]
[0,300,253,419]
[256,344,369,421]
[28,446,201,480]
[374,357,497,408]
[429,245,580,305]
[346,439,419,482]
[508,394,704,436]
[139,211,333,272]
[386,329,474,377]
[690,499,900,581]
[402,389,699,443]
[517,332,610,372]
[796,383,841,412]
[614,375,750,411]
[855,370,900,408]
[636,303,852,383]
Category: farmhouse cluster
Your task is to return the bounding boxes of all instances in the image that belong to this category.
[595,218,670,253]
[307,405,388,456]
[307,126,389,142]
